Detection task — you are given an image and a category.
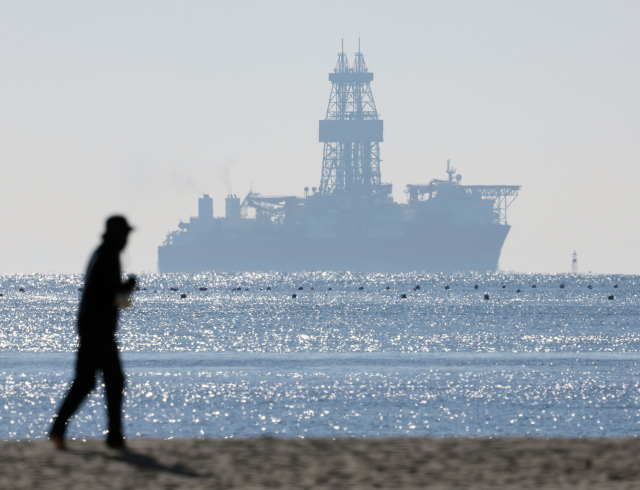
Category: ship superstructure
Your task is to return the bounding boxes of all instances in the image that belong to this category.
[158,45,520,273]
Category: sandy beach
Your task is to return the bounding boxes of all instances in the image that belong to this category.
[2,437,640,489]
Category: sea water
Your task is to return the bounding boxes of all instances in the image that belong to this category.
[1,272,639,440]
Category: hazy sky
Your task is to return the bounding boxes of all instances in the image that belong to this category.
[1,1,639,274]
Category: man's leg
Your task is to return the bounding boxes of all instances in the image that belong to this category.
[101,337,125,447]
[50,343,98,444]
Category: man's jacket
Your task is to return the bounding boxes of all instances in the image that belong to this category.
[78,241,130,340]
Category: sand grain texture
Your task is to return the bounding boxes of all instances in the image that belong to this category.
[1,437,640,489]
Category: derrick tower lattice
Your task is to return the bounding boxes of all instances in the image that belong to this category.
[318,42,384,196]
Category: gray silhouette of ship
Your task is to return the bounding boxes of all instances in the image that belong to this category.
[158,44,520,273]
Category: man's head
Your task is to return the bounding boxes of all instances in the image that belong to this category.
[103,215,134,250]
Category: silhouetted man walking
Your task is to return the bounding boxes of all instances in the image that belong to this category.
[50,216,136,450]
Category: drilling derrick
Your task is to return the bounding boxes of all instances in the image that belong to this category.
[318,42,384,196]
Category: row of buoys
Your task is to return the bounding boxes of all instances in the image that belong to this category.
[445,283,620,290]
[478,291,616,300]
[171,287,615,301]
[4,283,626,294]
[8,282,626,292]
[0,287,619,302]
[172,282,623,294]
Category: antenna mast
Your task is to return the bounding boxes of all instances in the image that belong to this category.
[446,159,457,183]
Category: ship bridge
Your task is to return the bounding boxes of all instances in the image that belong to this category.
[407,161,521,226]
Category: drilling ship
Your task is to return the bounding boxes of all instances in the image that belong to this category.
[158,46,520,273]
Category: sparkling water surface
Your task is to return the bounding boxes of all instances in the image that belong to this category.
[1,272,639,440]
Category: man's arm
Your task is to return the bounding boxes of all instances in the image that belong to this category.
[111,255,136,308]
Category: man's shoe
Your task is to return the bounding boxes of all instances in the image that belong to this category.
[106,438,127,450]
[49,434,66,450]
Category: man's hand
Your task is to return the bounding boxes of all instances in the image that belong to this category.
[124,274,137,292]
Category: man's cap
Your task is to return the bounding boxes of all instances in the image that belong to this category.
[104,215,134,235]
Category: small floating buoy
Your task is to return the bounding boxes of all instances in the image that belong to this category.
[516,289,521,293]
[298,287,303,291]
[484,293,490,300]
[531,285,536,289]
[614,284,618,289]
[0,293,3,297]
[474,285,479,289]
[587,285,592,289]
[608,295,614,300]
[502,285,506,289]
[560,284,565,289]
[444,285,450,290]
[180,293,187,299]
[328,287,332,291]
[267,287,271,291]
[199,287,208,291]
[292,294,297,298]
[358,286,364,290]
[400,293,407,299]
[415,285,420,290]
[385,286,390,290]
[19,287,25,292]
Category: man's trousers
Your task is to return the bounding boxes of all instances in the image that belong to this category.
[50,336,125,442]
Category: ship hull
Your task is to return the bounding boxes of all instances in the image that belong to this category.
[158,223,510,273]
